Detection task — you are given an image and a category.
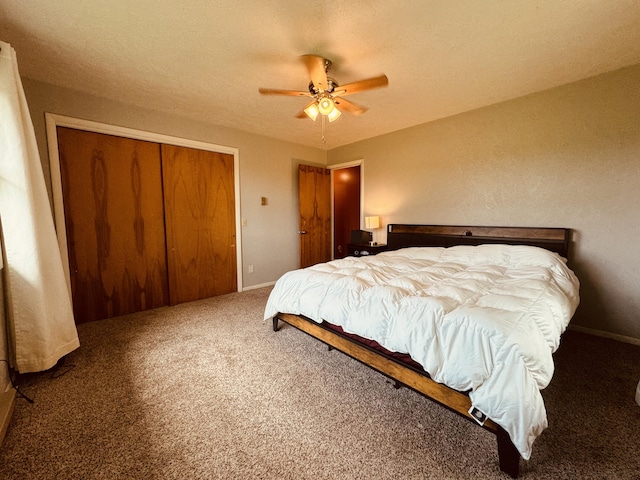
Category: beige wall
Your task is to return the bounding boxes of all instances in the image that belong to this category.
[21,64,640,341]
[328,64,640,341]
[22,78,326,290]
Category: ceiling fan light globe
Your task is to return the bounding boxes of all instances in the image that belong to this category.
[304,102,319,121]
[318,96,335,115]
[327,107,341,122]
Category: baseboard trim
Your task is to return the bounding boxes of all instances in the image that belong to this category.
[242,281,276,291]
[0,388,16,446]
[569,324,640,346]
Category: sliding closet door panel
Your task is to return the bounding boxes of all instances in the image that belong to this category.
[57,127,169,323]
[161,145,237,305]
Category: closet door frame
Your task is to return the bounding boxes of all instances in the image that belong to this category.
[45,113,243,295]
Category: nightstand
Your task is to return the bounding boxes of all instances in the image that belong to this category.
[347,243,387,257]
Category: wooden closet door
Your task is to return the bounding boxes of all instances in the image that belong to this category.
[161,145,237,305]
[57,127,169,323]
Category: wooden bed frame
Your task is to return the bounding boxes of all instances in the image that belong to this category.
[272,224,572,478]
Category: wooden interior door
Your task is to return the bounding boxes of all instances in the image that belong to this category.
[333,165,361,259]
[298,164,331,268]
[57,127,169,323]
[162,145,237,305]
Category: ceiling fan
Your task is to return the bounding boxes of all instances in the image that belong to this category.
[259,54,388,123]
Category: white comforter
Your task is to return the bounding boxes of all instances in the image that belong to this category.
[264,244,580,459]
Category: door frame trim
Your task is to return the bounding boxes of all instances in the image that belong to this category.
[45,113,243,294]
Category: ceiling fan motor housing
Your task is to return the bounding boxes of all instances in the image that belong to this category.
[308,77,338,95]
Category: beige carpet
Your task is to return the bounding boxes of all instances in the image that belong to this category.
[1,287,639,479]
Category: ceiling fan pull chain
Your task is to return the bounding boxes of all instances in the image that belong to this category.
[322,114,326,144]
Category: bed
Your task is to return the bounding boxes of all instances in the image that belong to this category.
[264,224,580,477]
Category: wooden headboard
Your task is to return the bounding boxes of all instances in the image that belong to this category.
[386,224,571,258]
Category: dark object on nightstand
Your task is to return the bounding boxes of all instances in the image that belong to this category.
[350,229,373,244]
[347,243,387,257]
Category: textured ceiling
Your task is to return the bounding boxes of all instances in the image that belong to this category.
[2,0,640,150]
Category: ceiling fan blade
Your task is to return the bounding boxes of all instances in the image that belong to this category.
[333,97,368,116]
[301,54,329,92]
[259,87,311,97]
[332,74,389,97]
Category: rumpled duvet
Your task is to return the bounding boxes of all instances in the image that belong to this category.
[264,244,580,460]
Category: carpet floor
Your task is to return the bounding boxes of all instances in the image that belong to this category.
[0,287,639,479]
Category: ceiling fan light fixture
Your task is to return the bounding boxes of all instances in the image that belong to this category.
[327,106,341,122]
[318,96,335,115]
[258,55,388,129]
[304,102,319,121]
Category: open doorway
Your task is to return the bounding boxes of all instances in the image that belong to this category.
[332,163,362,259]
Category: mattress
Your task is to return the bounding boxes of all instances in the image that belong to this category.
[264,244,580,459]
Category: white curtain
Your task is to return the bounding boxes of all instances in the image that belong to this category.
[0,41,79,373]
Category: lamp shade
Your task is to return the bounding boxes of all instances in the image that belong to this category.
[365,216,380,229]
